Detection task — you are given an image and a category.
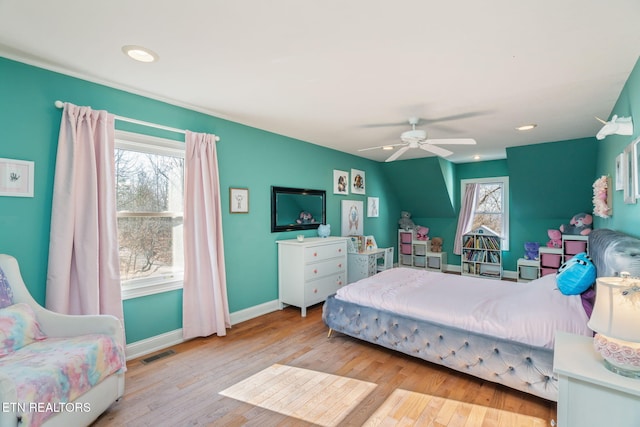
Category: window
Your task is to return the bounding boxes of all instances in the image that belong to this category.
[115,131,185,299]
[461,177,509,250]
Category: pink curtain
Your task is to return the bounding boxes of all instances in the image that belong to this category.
[453,183,479,255]
[183,131,230,339]
[46,103,123,320]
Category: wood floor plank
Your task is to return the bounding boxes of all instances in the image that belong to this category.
[93,303,557,426]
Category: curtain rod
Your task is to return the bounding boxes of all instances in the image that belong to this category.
[54,100,220,141]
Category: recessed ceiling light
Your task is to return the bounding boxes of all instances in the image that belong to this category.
[122,45,158,63]
[382,146,394,150]
[473,155,481,160]
[516,124,537,131]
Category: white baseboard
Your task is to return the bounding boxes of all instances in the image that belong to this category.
[125,299,280,360]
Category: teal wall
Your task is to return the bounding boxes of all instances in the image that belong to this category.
[594,57,640,236]
[382,138,599,271]
[0,57,399,344]
[2,55,638,345]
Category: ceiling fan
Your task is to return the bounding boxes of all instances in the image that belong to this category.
[358,117,476,162]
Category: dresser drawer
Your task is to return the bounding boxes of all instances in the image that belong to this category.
[304,257,346,280]
[305,274,345,304]
[304,242,346,262]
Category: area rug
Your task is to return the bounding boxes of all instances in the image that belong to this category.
[219,363,377,426]
[363,389,547,427]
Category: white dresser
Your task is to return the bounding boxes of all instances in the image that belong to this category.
[277,237,348,317]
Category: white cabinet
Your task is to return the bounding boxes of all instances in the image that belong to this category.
[554,332,640,427]
[461,227,502,279]
[277,237,348,317]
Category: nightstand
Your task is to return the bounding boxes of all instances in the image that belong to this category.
[554,331,640,427]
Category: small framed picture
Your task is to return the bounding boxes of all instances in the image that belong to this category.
[229,187,249,213]
[615,152,624,191]
[634,137,640,199]
[367,197,379,217]
[623,143,636,204]
[0,158,34,197]
[351,169,365,194]
[333,170,348,195]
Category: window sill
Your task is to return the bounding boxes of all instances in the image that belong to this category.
[122,279,183,300]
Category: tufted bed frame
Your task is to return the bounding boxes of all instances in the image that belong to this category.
[322,228,640,402]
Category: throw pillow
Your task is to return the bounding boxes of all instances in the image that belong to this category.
[0,267,14,309]
[556,252,596,295]
[0,303,46,356]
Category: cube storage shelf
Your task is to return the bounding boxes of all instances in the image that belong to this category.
[522,235,590,281]
[398,229,446,273]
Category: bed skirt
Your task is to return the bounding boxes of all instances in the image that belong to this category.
[322,294,558,401]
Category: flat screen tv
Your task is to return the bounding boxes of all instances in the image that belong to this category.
[271,186,326,232]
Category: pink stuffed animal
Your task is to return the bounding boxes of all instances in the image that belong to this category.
[547,229,562,248]
[415,226,429,241]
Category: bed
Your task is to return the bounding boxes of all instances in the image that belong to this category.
[322,228,640,401]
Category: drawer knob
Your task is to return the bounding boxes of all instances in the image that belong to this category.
[338,263,342,268]
[313,288,318,293]
[338,281,343,285]
[313,252,318,257]
[313,269,318,274]
[338,248,342,252]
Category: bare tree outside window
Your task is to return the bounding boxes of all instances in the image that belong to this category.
[115,147,184,283]
[471,183,503,236]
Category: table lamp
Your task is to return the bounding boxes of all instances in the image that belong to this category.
[587,273,640,378]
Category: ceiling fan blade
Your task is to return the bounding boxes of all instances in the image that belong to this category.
[420,111,488,124]
[385,146,411,162]
[361,121,408,128]
[420,144,453,157]
[357,143,406,152]
[425,138,476,145]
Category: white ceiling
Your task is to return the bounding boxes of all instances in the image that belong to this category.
[1,1,639,163]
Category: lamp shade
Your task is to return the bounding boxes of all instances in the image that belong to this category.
[588,276,640,342]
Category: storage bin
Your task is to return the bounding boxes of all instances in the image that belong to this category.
[540,253,562,268]
[401,243,412,255]
[564,240,587,255]
[427,256,441,269]
[520,265,539,280]
[541,267,558,276]
[400,232,412,243]
[400,254,412,266]
[413,244,426,256]
[413,256,426,267]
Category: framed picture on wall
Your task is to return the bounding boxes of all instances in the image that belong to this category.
[229,187,249,213]
[351,169,365,194]
[0,158,34,197]
[341,200,363,236]
[367,197,379,217]
[623,143,636,204]
[333,170,348,195]
[615,152,624,191]
[634,136,640,199]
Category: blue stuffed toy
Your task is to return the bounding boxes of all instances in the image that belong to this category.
[556,252,596,295]
[524,242,540,260]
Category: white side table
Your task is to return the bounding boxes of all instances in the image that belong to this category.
[554,331,640,427]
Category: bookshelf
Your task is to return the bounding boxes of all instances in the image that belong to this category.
[461,227,502,279]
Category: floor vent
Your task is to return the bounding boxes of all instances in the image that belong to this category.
[140,349,176,365]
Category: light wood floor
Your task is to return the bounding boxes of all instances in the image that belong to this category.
[93,304,556,426]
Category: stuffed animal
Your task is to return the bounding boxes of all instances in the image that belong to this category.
[398,211,415,230]
[415,226,429,241]
[296,211,315,224]
[524,242,540,260]
[556,252,596,295]
[560,212,593,236]
[547,229,562,248]
[430,237,443,252]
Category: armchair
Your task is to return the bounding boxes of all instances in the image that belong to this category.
[0,254,125,427]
